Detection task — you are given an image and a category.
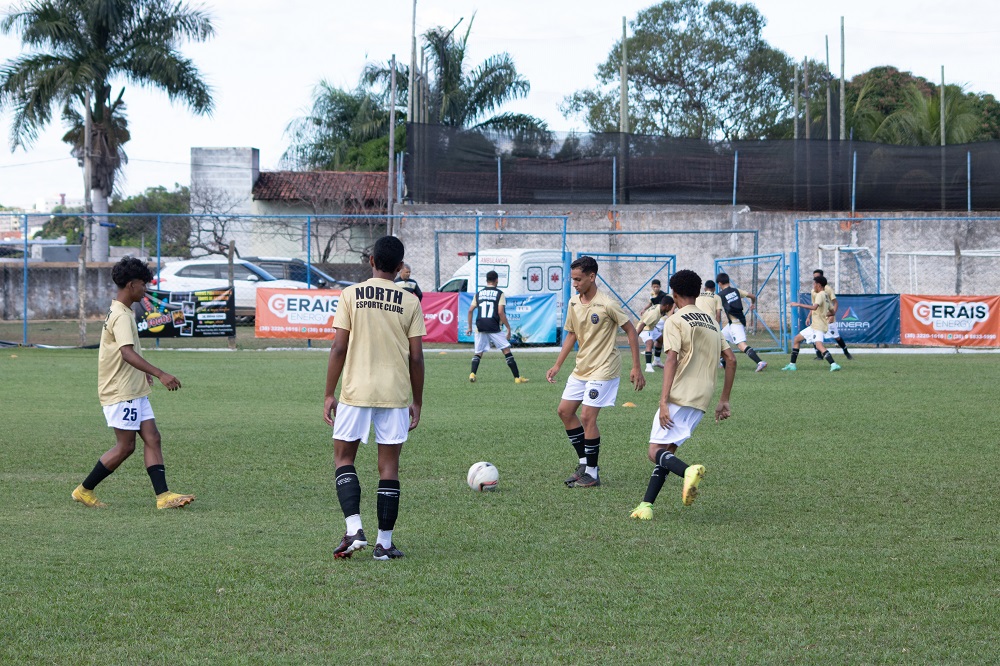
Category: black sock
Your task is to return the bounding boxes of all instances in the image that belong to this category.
[82,460,113,491]
[790,348,800,364]
[824,350,835,364]
[146,464,168,495]
[471,355,481,375]
[654,348,661,360]
[836,337,849,351]
[645,350,652,364]
[335,465,361,518]
[583,437,600,469]
[376,479,400,532]
[504,353,520,378]
[744,346,762,364]
[656,450,689,477]
[642,466,668,504]
[566,427,585,460]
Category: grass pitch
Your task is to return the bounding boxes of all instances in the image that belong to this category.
[0,348,997,664]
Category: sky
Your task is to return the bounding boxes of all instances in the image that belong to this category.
[1,0,998,210]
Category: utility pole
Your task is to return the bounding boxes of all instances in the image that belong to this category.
[839,17,846,142]
[388,54,397,232]
[826,36,832,141]
[618,16,629,206]
[793,63,800,140]
[941,66,947,210]
[83,91,93,261]
[803,59,811,140]
[407,0,416,123]
[940,66,946,147]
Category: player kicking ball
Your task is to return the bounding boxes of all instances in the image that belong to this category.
[630,270,736,520]
[783,275,841,372]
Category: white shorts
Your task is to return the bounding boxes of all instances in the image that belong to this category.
[474,330,510,353]
[798,327,825,344]
[639,327,663,344]
[561,376,620,408]
[103,396,154,430]
[333,404,410,445]
[825,321,840,339]
[722,323,746,345]
[649,403,705,446]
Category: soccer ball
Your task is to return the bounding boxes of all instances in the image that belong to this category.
[467,461,499,492]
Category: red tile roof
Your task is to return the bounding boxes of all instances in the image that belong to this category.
[253,171,388,211]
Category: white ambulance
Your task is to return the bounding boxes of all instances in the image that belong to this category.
[437,248,567,298]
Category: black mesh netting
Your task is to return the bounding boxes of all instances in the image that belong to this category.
[406,123,1000,211]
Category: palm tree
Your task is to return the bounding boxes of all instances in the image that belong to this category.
[876,84,980,146]
[0,0,214,261]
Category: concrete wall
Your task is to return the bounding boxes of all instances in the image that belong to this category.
[0,262,116,319]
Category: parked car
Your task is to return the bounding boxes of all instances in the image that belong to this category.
[242,256,353,289]
[152,258,310,321]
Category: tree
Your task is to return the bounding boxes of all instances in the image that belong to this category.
[110,184,190,255]
[877,84,981,146]
[0,0,215,261]
[562,0,793,140]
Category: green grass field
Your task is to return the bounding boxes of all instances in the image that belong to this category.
[1,348,997,664]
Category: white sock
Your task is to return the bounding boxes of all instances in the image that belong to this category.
[585,466,598,478]
[578,457,587,465]
[345,514,363,536]
[377,529,393,548]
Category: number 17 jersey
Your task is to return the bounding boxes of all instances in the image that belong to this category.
[473,287,505,333]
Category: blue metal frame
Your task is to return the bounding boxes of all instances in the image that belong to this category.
[714,253,788,352]
[577,252,677,320]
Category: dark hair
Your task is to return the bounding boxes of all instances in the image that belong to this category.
[814,275,828,287]
[704,280,716,291]
[112,256,153,288]
[651,279,661,286]
[570,255,598,274]
[813,268,825,277]
[485,270,499,283]
[659,294,674,308]
[669,269,701,299]
[715,272,730,285]
[372,236,405,272]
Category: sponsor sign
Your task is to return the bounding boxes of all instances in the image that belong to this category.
[796,293,900,344]
[134,288,235,338]
[901,294,1000,347]
[458,292,558,344]
[255,288,341,339]
[422,292,459,343]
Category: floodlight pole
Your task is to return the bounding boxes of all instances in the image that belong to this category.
[388,54,397,232]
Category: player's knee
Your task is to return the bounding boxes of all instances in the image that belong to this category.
[141,430,161,449]
[556,404,574,422]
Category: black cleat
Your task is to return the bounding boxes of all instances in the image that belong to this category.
[564,464,586,487]
[333,529,368,559]
[373,543,405,560]
[812,354,824,360]
[571,472,601,488]
[843,349,853,360]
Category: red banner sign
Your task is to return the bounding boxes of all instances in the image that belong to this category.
[900,294,1000,347]
[421,292,459,343]
[255,288,341,339]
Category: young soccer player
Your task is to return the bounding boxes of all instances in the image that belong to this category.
[695,279,723,325]
[466,270,528,384]
[638,294,674,373]
[812,269,853,360]
[325,236,425,560]
[546,256,646,488]
[630,270,736,520]
[644,279,667,366]
[716,273,768,372]
[783,275,842,372]
[71,257,194,510]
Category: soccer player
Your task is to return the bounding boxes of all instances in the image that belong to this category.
[812,269,853,361]
[783,275,842,372]
[630,269,736,521]
[645,279,663,311]
[71,257,194,510]
[695,279,723,325]
[643,279,667,366]
[325,236,426,560]
[394,262,423,301]
[546,256,646,488]
[466,270,528,384]
[716,273,768,372]
[638,294,674,373]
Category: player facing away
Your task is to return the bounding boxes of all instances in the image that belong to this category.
[783,275,842,372]
[716,273,768,372]
[466,270,528,384]
[630,270,736,520]
[812,269,853,361]
[324,236,426,560]
[638,294,674,373]
[72,257,194,510]
[546,256,646,488]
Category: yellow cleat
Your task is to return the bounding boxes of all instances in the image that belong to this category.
[72,484,106,508]
[156,491,195,509]
[514,377,529,384]
[469,373,476,383]
[682,465,705,506]
[630,501,653,520]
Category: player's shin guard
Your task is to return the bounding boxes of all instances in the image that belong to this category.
[504,352,520,378]
[823,350,835,364]
[471,355,482,375]
[335,465,362,518]
[790,348,800,364]
[376,479,400,532]
[146,464,168,495]
[642,465,668,504]
[656,450,689,477]
[583,437,601,469]
[566,427,586,461]
[82,460,113,490]
[645,350,653,365]
[744,346,763,364]
[654,347,661,360]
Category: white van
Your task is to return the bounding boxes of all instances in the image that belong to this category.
[438,249,567,297]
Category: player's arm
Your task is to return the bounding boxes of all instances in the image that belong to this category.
[497,300,512,340]
[716,346,736,422]
[745,291,756,310]
[789,302,818,311]
[323,328,349,426]
[546,331,577,383]
[413,282,423,301]
[658,350,678,429]
[621,320,646,391]
[466,297,477,334]
[119,345,180,390]
[407,335,424,431]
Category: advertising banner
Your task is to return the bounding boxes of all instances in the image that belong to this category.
[796,293,900,344]
[422,292,459,343]
[900,294,1000,347]
[134,288,235,338]
[255,288,341,339]
[458,292,558,345]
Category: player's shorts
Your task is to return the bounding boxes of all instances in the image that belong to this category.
[649,403,705,446]
[824,321,840,339]
[561,376,620,408]
[102,396,154,430]
[333,404,410,445]
[639,327,663,343]
[474,330,510,353]
[721,323,747,345]
[798,327,825,344]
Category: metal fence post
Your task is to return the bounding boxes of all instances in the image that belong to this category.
[732,150,739,206]
[851,151,858,214]
[967,151,972,212]
[612,157,617,206]
[22,214,28,346]
[497,157,502,206]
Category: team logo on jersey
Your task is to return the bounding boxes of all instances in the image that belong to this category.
[590,313,599,324]
[588,389,599,400]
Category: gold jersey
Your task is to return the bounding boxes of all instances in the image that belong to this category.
[662,305,731,412]
[564,289,631,381]
[98,300,151,406]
